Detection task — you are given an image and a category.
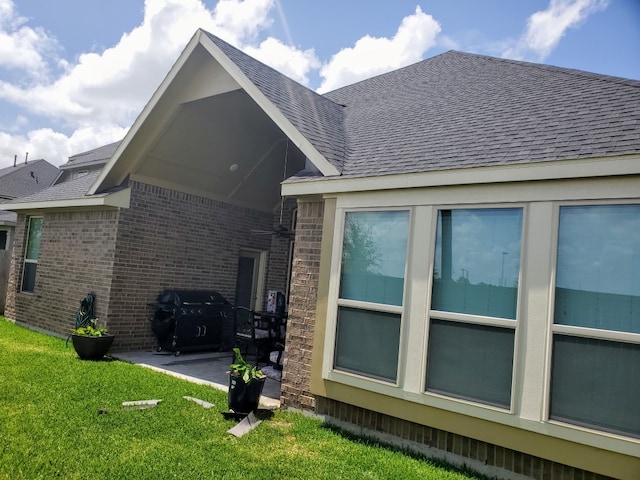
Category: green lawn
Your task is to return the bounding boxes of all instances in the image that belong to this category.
[0,319,485,480]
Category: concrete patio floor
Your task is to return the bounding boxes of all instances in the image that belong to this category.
[113,349,281,409]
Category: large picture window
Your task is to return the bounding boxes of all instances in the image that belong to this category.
[334,210,410,382]
[550,204,640,437]
[21,217,43,293]
[427,208,522,408]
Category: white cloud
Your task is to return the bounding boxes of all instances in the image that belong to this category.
[317,6,441,93]
[504,0,609,61]
[0,0,59,76]
[0,2,443,168]
[245,37,320,85]
[0,0,282,167]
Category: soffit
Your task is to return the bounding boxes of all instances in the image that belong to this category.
[134,89,306,212]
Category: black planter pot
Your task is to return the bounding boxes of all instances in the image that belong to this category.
[71,334,115,360]
[228,374,265,414]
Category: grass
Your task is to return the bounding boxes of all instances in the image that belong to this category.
[0,318,486,480]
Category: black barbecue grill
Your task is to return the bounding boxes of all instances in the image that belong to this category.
[150,289,232,356]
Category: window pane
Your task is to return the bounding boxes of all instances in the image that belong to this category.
[550,335,640,438]
[21,262,37,292]
[340,210,409,306]
[432,209,522,319]
[426,319,514,408]
[25,217,43,260]
[334,306,400,382]
[555,205,640,334]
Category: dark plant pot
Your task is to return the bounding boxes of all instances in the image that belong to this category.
[71,334,115,360]
[228,374,265,414]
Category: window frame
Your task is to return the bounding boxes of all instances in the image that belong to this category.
[21,216,43,293]
[544,200,640,437]
[324,206,413,388]
[320,187,640,455]
[425,205,524,412]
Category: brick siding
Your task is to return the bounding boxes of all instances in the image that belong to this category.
[316,397,616,480]
[106,181,278,350]
[6,210,118,337]
[280,200,324,410]
[5,181,293,351]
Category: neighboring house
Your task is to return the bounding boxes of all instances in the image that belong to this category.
[56,140,122,183]
[2,29,639,479]
[0,158,58,313]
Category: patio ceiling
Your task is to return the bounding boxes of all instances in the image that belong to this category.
[133,89,306,213]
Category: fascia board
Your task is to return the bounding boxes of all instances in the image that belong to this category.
[86,32,204,196]
[0,187,131,211]
[198,32,340,177]
[282,155,640,197]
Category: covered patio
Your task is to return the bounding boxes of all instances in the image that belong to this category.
[113,349,282,408]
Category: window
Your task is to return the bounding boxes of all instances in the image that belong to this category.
[427,208,523,408]
[0,230,7,250]
[334,210,410,382]
[21,217,43,292]
[550,204,640,437]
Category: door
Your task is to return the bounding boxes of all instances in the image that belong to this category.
[235,250,266,309]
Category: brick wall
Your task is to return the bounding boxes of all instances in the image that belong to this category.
[5,210,118,337]
[105,181,286,350]
[5,181,293,352]
[280,200,324,410]
[316,397,615,480]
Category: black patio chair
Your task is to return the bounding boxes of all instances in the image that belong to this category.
[232,306,272,366]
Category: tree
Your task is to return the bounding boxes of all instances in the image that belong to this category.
[342,216,381,274]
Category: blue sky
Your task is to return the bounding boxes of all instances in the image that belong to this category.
[0,0,638,168]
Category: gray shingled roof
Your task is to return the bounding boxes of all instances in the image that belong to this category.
[204,31,345,171]
[60,140,121,170]
[0,159,59,199]
[322,51,640,178]
[9,170,103,203]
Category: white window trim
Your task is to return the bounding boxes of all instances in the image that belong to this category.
[424,204,524,414]
[323,206,413,388]
[21,216,43,293]
[542,199,640,437]
[321,188,640,457]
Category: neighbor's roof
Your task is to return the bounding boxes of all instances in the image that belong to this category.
[2,169,130,210]
[0,159,59,199]
[319,51,640,179]
[59,140,122,170]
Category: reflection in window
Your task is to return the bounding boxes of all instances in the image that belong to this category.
[432,208,522,319]
[22,217,43,292]
[335,210,409,382]
[554,205,640,334]
[427,208,522,408]
[340,210,409,306]
[551,204,640,437]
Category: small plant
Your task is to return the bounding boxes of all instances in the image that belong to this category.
[229,347,265,384]
[71,319,108,337]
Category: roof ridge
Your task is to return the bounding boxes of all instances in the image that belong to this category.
[453,50,640,88]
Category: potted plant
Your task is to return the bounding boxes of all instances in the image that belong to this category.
[228,347,266,414]
[69,319,115,360]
